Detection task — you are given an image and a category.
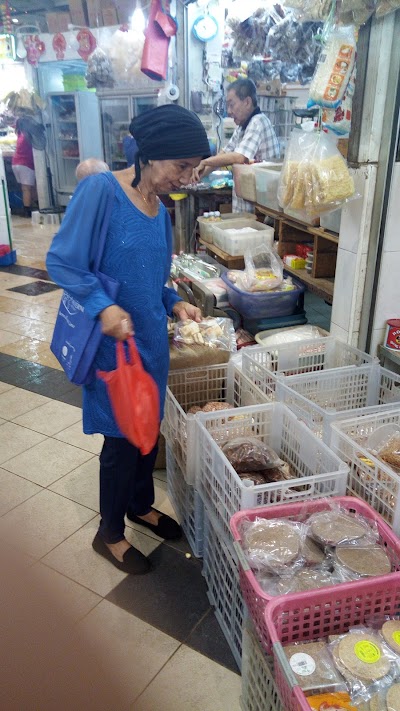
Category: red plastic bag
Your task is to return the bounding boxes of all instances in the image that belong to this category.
[97,338,159,456]
[141,0,176,81]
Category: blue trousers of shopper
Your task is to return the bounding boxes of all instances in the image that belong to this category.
[98,436,158,544]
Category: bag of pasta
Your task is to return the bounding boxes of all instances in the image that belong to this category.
[278,127,355,217]
[308,23,357,109]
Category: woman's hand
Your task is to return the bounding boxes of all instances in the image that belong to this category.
[99,305,134,340]
[190,161,206,184]
[172,301,202,323]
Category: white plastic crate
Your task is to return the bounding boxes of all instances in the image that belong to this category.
[241,620,284,711]
[277,364,400,443]
[330,407,400,534]
[197,212,257,244]
[197,402,348,544]
[242,336,376,402]
[161,362,268,485]
[213,220,274,257]
[202,508,244,670]
[166,445,204,557]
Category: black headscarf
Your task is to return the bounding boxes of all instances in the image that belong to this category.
[129,104,210,187]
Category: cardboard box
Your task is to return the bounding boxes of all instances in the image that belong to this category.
[69,0,88,27]
[102,3,119,26]
[86,0,103,27]
[46,11,71,33]
[116,0,134,24]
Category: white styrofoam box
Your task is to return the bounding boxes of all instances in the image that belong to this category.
[320,207,342,234]
[196,402,348,544]
[197,212,257,244]
[241,620,284,711]
[202,507,244,670]
[255,165,282,212]
[161,362,268,485]
[277,364,400,443]
[330,408,400,534]
[212,219,274,256]
[242,336,377,402]
[166,445,204,558]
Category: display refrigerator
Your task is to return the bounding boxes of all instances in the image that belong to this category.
[47,91,103,206]
[97,91,160,171]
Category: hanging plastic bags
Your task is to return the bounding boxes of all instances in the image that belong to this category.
[308,24,356,109]
[97,338,159,456]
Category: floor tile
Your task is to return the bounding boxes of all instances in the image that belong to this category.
[1,264,51,281]
[0,380,15,394]
[43,516,160,597]
[153,468,167,484]
[2,437,94,487]
[33,562,102,623]
[0,386,50,420]
[7,280,60,296]
[0,329,22,347]
[0,352,19,370]
[185,608,239,673]
[0,468,42,515]
[49,456,99,511]
[107,542,210,642]
[133,645,242,711]
[0,299,58,324]
[54,421,103,454]
[55,386,82,407]
[13,399,82,436]
[0,421,47,464]
[2,489,96,559]
[79,600,180,706]
[34,349,63,369]
[0,336,50,360]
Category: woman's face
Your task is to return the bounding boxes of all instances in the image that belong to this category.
[148,157,202,193]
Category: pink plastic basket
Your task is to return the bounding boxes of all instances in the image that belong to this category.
[265,575,400,711]
[230,496,400,654]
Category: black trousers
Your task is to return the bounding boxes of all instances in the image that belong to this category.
[98,436,158,544]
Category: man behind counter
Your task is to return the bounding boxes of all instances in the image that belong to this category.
[191,78,280,212]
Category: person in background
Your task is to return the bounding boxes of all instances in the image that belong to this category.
[122,134,138,168]
[46,105,210,576]
[191,78,280,212]
[75,158,109,182]
[12,117,36,218]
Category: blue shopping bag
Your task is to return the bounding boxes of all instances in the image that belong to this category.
[50,185,118,386]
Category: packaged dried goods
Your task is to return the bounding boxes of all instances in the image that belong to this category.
[174,317,236,352]
[308,24,357,109]
[284,640,345,692]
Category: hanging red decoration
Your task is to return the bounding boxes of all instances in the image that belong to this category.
[76,28,96,61]
[0,1,12,33]
[24,34,46,67]
[52,32,66,60]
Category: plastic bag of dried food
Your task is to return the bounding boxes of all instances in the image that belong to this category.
[308,24,356,109]
[174,317,237,352]
[375,0,400,15]
[370,430,400,472]
[86,47,115,89]
[307,502,378,547]
[241,517,305,572]
[284,640,345,693]
[334,540,392,581]
[322,65,356,136]
[278,128,355,216]
[286,0,331,22]
[236,244,284,292]
[222,437,284,472]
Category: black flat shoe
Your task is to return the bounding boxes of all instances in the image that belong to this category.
[92,533,151,575]
[127,509,182,540]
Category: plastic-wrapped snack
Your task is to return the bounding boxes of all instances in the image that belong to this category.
[242,517,303,572]
[334,542,391,578]
[386,683,400,711]
[307,691,358,709]
[308,506,377,547]
[308,24,357,109]
[174,317,237,352]
[301,535,326,566]
[86,47,115,89]
[380,618,400,656]
[375,433,400,472]
[236,244,284,292]
[284,640,345,692]
[323,65,356,136]
[222,437,284,473]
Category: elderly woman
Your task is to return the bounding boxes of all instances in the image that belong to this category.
[46,105,210,575]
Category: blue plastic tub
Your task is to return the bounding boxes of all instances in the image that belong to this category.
[220,271,305,319]
[0,249,17,266]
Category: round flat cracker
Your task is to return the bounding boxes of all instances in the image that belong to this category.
[244,520,301,567]
[387,684,400,711]
[381,619,400,654]
[310,511,370,546]
[337,632,390,682]
[369,695,380,711]
[336,545,391,577]
[302,536,326,565]
[294,568,332,592]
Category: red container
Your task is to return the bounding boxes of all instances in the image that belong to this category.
[385,319,400,350]
[230,496,400,653]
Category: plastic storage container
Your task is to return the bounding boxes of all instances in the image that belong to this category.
[230,496,400,653]
[197,212,257,245]
[233,162,282,203]
[241,619,284,711]
[166,445,204,557]
[196,402,349,545]
[320,207,342,233]
[255,165,282,211]
[212,219,274,256]
[203,507,244,670]
[161,362,268,485]
[221,272,304,320]
[276,364,400,443]
[330,407,400,533]
[265,575,400,711]
[242,336,376,401]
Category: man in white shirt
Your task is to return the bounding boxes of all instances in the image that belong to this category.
[192,78,280,212]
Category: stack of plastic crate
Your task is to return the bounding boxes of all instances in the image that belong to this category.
[241,619,284,711]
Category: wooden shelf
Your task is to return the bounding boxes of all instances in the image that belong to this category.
[199,239,244,270]
[255,204,339,243]
[284,267,334,303]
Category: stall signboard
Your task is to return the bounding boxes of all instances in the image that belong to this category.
[0,33,15,61]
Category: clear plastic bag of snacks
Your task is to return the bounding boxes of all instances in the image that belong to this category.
[237,244,284,292]
[173,317,237,352]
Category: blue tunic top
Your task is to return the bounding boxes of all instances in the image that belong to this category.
[46,171,181,437]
